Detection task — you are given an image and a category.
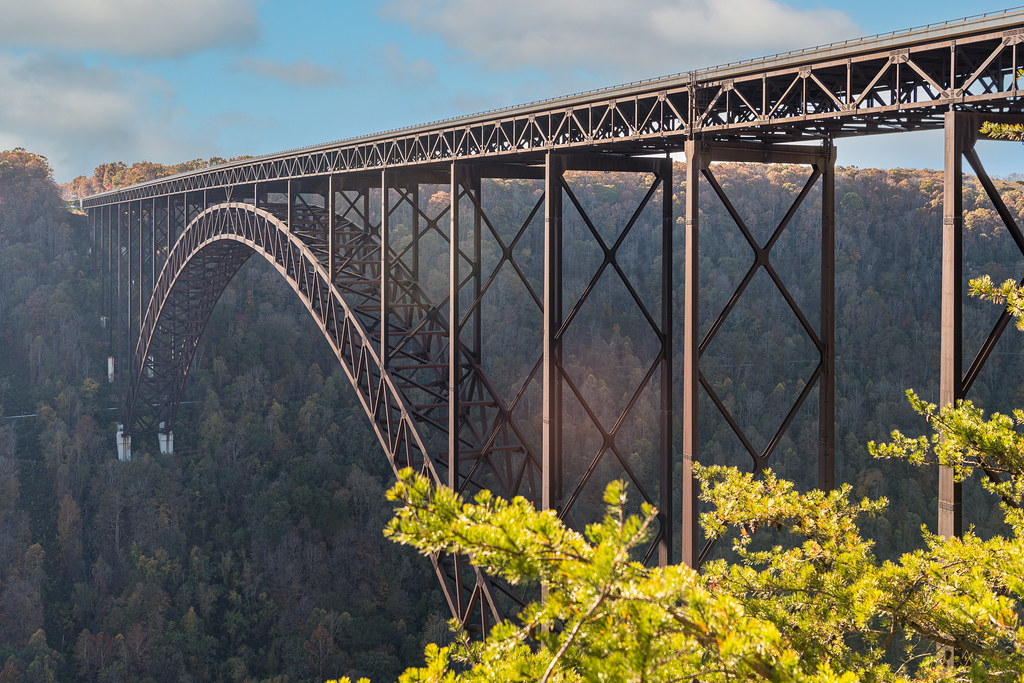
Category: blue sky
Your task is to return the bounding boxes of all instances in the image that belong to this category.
[0,0,1019,182]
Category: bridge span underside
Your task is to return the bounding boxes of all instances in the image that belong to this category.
[84,10,1024,631]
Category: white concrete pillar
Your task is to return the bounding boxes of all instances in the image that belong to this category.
[116,424,131,462]
[158,422,173,454]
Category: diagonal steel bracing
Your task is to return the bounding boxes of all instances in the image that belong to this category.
[111,151,677,629]
[544,153,674,565]
[682,141,835,567]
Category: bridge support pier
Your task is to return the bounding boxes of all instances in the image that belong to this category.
[682,139,836,567]
[940,111,967,541]
[939,110,1024,544]
[116,424,131,462]
[158,422,174,455]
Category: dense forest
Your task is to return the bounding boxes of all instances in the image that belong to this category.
[1,150,445,681]
[1,145,1022,680]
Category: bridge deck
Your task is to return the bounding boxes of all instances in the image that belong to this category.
[83,7,1024,207]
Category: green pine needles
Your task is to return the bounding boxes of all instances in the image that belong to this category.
[376,431,1024,682]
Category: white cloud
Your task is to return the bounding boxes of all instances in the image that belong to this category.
[0,54,213,181]
[382,0,860,81]
[0,0,260,58]
[234,58,344,86]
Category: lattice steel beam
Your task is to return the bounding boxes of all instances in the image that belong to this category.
[83,11,1024,209]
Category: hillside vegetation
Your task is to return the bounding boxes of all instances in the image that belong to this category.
[2,147,1022,680]
[2,150,443,681]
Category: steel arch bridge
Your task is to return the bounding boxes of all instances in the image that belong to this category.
[84,8,1024,630]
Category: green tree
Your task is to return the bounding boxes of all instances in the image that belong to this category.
[383,419,1024,682]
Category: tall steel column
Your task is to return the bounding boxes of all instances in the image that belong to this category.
[449,164,464,492]
[682,139,702,568]
[117,202,128,414]
[819,142,837,492]
[659,157,674,567]
[380,171,392,369]
[148,198,157,312]
[132,201,141,346]
[101,205,111,332]
[328,175,337,282]
[940,110,966,540]
[543,153,565,513]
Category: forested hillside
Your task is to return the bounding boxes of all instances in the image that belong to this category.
[3,146,1023,681]
[1,150,445,681]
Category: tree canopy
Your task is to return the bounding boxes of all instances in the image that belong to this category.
[61,155,254,198]
[380,393,1024,682]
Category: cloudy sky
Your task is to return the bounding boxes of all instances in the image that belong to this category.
[0,0,1019,181]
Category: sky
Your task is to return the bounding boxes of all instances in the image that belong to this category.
[0,0,1021,182]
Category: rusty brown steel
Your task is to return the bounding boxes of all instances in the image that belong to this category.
[543,153,564,515]
[938,110,1024,542]
[83,10,1024,209]
[940,111,966,541]
[682,138,701,568]
[687,141,836,567]
[542,153,674,564]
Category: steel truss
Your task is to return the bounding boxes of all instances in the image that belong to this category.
[100,155,672,630]
[83,10,1024,210]
[543,154,674,565]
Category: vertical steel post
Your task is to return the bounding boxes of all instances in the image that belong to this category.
[682,139,702,567]
[472,175,483,361]
[939,110,965,539]
[819,143,836,491]
[136,201,143,342]
[287,179,293,231]
[117,203,127,416]
[659,157,674,566]
[328,175,336,282]
[411,185,420,282]
[381,171,391,368]
[107,205,114,346]
[101,206,108,325]
[127,202,135,360]
[543,153,564,511]
[449,164,463,491]
[150,198,157,315]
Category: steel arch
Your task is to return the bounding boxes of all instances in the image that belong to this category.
[129,202,432,472]
[127,201,515,627]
